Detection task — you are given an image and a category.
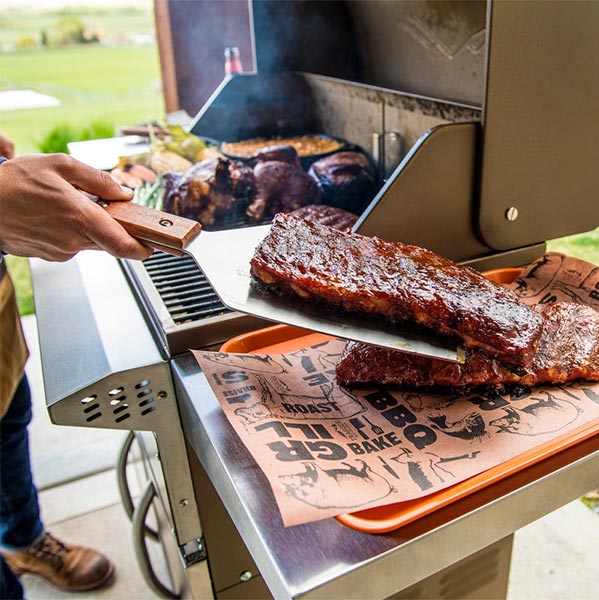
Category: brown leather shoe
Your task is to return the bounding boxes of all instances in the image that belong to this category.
[1,531,114,592]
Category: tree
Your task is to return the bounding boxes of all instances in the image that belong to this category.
[15,35,37,50]
[54,18,86,45]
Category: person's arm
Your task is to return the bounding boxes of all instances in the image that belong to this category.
[0,132,15,159]
[0,153,152,261]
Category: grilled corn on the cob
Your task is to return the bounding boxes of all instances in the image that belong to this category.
[150,150,193,173]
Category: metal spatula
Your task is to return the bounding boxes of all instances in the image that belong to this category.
[101,200,460,362]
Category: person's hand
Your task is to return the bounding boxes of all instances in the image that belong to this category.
[0,153,153,261]
[0,132,15,159]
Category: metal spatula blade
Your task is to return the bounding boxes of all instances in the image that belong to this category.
[102,201,461,362]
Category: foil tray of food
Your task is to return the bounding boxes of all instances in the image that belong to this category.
[219,133,346,168]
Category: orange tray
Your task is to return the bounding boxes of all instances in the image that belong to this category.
[220,269,599,534]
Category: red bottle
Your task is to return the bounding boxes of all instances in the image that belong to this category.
[224,47,243,76]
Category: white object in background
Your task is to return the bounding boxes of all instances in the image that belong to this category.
[0,89,61,111]
[67,136,150,170]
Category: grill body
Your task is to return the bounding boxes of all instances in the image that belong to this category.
[31,250,599,599]
[32,1,599,598]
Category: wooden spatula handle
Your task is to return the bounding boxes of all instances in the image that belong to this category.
[100,200,201,254]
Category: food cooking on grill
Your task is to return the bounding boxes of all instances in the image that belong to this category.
[249,144,302,169]
[163,157,255,226]
[157,145,324,226]
[290,204,358,233]
[246,146,321,222]
[114,124,222,180]
[122,127,378,226]
[109,163,157,189]
[336,302,599,389]
[149,123,222,164]
[149,150,193,174]
[221,134,343,159]
[250,214,544,366]
[308,151,377,214]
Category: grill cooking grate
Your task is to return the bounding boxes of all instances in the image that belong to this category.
[139,215,266,325]
[142,252,230,324]
[120,215,272,355]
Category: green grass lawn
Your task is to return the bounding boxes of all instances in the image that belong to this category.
[0,44,164,154]
[1,6,164,315]
[5,256,34,316]
[546,227,599,265]
[0,4,155,48]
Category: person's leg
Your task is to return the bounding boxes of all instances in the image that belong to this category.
[0,376,114,592]
[1,555,23,600]
[0,376,44,552]
[0,376,41,600]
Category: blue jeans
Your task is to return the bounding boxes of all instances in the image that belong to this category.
[0,376,44,599]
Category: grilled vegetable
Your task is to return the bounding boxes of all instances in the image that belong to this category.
[150,150,193,173]
[149,123,222,163]
[126,163,157,184]
[133,175,164,210]
[110,168,143,189]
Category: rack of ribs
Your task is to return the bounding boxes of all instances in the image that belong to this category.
[250,213,544,366]
[335,302,599,389]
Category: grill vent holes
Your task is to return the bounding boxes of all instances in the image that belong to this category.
[79,378,162,424]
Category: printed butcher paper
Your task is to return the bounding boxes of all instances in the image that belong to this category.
[193,253,599,527]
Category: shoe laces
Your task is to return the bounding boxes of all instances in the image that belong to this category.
[27,532,67,567]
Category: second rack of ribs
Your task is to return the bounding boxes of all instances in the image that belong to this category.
[336,302,599,388]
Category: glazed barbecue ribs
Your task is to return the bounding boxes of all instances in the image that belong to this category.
[250,214,544,366]
[335,302,599,389]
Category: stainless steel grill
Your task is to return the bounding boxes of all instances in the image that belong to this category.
[31,2,599,599]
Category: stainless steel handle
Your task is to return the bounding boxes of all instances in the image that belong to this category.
[383,131,404,179]
[116,431,159,542]
[371,132,383,183]
[132,481,181,599]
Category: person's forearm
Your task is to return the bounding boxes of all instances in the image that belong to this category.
[0,154,151,261]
